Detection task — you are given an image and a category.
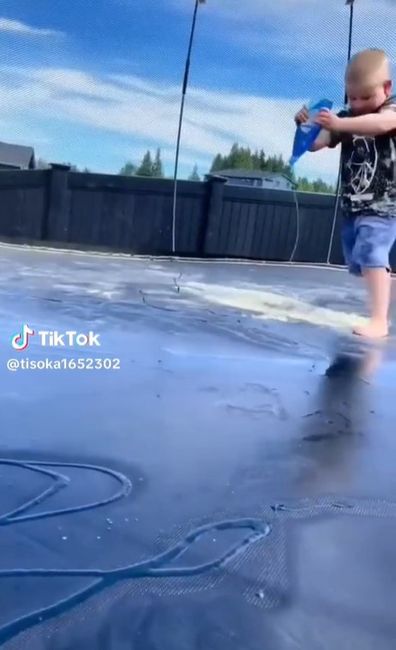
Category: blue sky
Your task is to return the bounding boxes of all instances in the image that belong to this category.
[0,0,394,182]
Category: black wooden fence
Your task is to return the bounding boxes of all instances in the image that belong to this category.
[0,164,394,269]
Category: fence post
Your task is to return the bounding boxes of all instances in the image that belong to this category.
[201,174,227,256]
[43,163,71,242]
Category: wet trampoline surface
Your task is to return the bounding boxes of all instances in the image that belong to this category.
[1,243,396,649]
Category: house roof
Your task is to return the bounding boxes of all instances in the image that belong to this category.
[0,141,35,169]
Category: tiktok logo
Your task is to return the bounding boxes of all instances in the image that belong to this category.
[11,324,35,351]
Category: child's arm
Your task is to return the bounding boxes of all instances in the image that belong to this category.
[333,110,396,136]
[315,106,396,137]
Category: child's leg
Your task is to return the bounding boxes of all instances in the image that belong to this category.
[341,217,360,275]
[353,268,391,337]
[350,216,396,338]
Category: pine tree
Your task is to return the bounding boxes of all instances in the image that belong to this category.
[297,176,310,192]
[208,143,335,194]
[284,163,294,180]
[265,155,276,172]
[210,154,224,172]
[136,151,154,176]
[251,149,261,170]
[188,164,201,181]
[152,148,164,178]
[296,177,335,194]
[228,144,253,170]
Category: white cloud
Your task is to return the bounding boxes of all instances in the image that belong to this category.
[0,65,339,180]
[0,17,63,38]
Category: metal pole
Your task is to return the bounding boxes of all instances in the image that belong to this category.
[344,0,355,104]
[326,0,355,265]
[171,0,205,255]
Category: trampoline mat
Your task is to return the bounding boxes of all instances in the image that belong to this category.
[0,243,396,649]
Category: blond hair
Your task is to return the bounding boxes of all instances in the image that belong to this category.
[345,48,391,91]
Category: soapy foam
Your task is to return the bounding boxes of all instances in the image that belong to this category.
[183,282,368,331]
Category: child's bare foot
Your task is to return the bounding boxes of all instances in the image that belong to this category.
[353,320,388,339]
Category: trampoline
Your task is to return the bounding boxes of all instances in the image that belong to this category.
[1,242,396,649]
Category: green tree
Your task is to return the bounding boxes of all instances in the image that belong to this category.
[265,154,286,173]
[119,161,136,176]
[211,144,255,172]
[188,164,201,181]
[251,149,265,170]
[209,142,335,194]
[152,148,164,178]
[136,151,154,176]
[296,176,335,194]
[297,176,310,192]
[210,153,224,172]
[228,143,253,170]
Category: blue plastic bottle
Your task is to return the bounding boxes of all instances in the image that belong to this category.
[289,98,333,167]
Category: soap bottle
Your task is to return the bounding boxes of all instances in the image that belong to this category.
[289,98,333,167]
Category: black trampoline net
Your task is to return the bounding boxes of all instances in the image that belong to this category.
[1,0,395,191]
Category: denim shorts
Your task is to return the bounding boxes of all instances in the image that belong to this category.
[341,215,396,276]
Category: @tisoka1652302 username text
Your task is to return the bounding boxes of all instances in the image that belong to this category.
[7,357,121,372]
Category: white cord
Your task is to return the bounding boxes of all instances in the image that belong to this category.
[290,147,343,266]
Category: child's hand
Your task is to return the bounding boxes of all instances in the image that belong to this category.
[294,105,309,125]
[314,108,341,131]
